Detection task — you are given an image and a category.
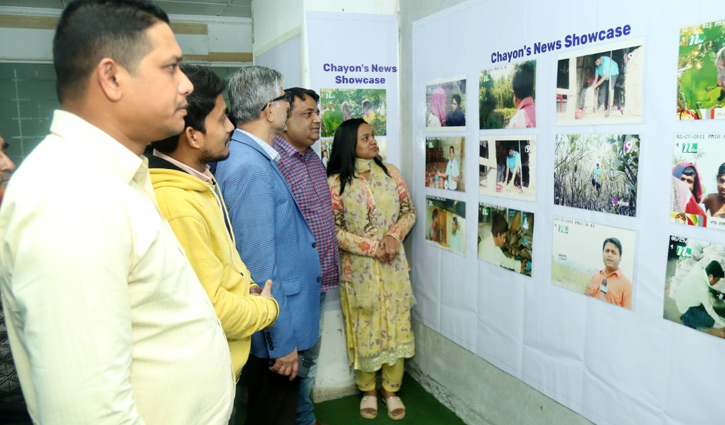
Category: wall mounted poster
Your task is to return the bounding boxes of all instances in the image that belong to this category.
[554,134,639,217]
[425,196,466,255]
[677,19,725,120]
[425,136,465,192]
[664,235,725,339]
[556,40,644,125]
[425,77,467,130]
[320,88,387,137]
[479,135,536,201]
[479,60,536,129]
[670,134,725,229]
[477,203,534,276]
[552,217,636,310]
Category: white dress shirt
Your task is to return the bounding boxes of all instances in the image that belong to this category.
[0,110,234,425]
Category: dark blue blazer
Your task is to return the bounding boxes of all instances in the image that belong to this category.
[215,129,321,358]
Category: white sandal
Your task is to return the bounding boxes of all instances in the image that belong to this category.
[383,394,406,420]
[359,394,378,419]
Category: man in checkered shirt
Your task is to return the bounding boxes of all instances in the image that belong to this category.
[273,87,339,425]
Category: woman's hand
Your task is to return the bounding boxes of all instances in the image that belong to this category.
[375,240,389,263]
[381,235,400,261]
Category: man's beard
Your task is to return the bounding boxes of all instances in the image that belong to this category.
[200,149,230,164]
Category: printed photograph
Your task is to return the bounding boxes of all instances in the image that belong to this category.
[479,135,536,201]
[479,60,536,129]
[425,137,465,192]
[677,20,725,120]
[556,41,644,125]
[425,196,466,255]
[664,235,725,339]
[477,203,534,276]
[551,217,636,310]
[320,88,386,137]
[554,134,639,217]
[671,134,725,229]
[425,77,467,130]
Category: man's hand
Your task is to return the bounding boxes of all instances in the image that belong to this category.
[381,235,400,262]
[269,348,298,381]
[260,279,274,299]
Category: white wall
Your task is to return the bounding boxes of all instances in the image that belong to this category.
[0,7,253,64]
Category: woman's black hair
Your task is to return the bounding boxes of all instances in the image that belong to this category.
[326,118,388,194]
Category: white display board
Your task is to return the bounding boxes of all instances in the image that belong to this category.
[411,1,725,424]
[306,11,400,166]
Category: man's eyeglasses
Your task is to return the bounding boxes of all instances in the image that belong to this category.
[261,92,292,111]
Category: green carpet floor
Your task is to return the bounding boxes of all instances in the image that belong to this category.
[314,373,466,425]
[234,373,466,425]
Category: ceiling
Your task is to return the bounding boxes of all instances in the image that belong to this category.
[0,0,252,18]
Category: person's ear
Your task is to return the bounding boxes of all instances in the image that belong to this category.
[185,126,202,149]
[96,58,123,102]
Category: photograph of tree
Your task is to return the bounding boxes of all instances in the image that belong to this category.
[425,77,467,130]
[320,88,386,137]
[556,41,644,125]
[677,19,725,120]
[479,60,536,129]
[670,133,725,230]
[552,217,635,310]
[664,235,725,339]
[554,134,639,217]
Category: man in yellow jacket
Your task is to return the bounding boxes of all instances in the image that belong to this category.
[147,65,279,422]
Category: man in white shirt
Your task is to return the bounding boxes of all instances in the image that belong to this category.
[0,1,235,424]
[438,145,460,190]
[478,212,521,272]
[675,260,725,332]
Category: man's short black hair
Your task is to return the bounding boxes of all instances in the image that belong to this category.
[602,237,622,256]
[53,0,169,102]
[512,61,535,100]
[706,261,724,279]
[491,212,508,237]
[717,162,725,180]
[152,64,226,154]
[451,94,462,105]
[285,87,320,112]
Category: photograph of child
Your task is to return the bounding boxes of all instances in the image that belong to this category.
[556,41,644,125]
[477,203,533,276]
[426,196,466,255]
[552,218,635,310]
[425,77,467,130]
[320,88,386,137]
[554,134,639,217]
[479,60,536,129]
[425,137,465,192]
[479,136,536,201]
[664,235,725,339]
[670,134,725,229]
[677,19,725,120]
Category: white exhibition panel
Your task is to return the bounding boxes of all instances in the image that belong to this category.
[306,11,400,167]
[412,1,725,424]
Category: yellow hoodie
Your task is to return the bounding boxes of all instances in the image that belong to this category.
[150,165,278,377]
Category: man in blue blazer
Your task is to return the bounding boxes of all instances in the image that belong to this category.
[215,66,322,425]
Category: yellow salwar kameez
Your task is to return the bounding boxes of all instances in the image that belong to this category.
[328,159,417,389]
